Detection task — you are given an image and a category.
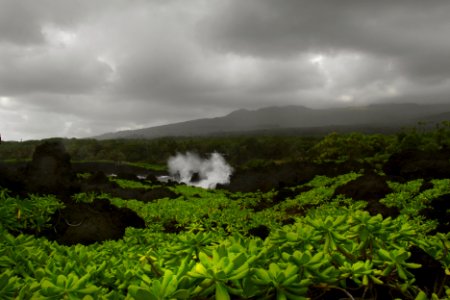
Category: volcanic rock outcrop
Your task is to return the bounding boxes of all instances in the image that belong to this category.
[384,149,450,181]
[24,140,79,196]
[333,172,399,218]
[43,198,146,245]
[0,140,148,245]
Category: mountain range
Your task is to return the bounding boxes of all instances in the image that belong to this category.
[95,103,450,139]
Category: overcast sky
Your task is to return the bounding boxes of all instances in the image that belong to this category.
[1,0,450,140]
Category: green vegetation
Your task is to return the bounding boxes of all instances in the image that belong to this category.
[1,170,450,299]
[1,135,320,167]
[0,190,64,233]
[382,179,450,216]
[111,179,157,190]
[2,124,450,298]
[2,122,450,170]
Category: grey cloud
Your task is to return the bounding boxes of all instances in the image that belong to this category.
[0,1,44,44]
[202,1,450,55]
[0,0,95,45]
[202,0,450,82]
[117,48,322,108]
[0,45,112,95]
[0,1,114,95]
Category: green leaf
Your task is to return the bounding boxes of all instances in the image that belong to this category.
[127,286,156,300]
[228,268,249,280]
[282,274,299,286]
[269,263,280,277]
[152,280,162,295]
[254,269,271,284]
[309,252,323,264]
[73,273,91,290]
[362,275,369,286]
[190,263,209,278]
[378,249,392,261]
[215,270,227,281]
[284,289,308,300]
[56,275,66,287]
[0,272,9,289]
[397,265,409,281]
[172,289,191,299]
[161,270,177,295]
[370,275,383,285]
[415,290,428,300]
[199,251,211,266]
[284,264,299,278]
[286,232,298,241]
[404,263,422,269]
[277,291,288,300]
[215,282,230,300]
[77,286,101,295]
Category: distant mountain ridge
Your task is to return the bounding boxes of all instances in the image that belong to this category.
[95,103,450,139]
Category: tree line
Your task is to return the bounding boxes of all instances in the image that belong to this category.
[1,122,449,169]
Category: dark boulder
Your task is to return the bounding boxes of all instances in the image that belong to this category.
[142,187,179,202]
[384,149,450,181]
[408,245,446,296]
[190,172,201,183]
[72,161,159,178]
[333,172,399,218]
[79,172,123,197]
[247,225,270,240]
[273,187,297,204]
[80,175,179,202]
[87,171,110,185]
[419,180,434,193]
[24,140,79,196]
[143,173,158,183]
[116,172,137,181]
[43,198,146,245]
[420,193,450,233]
[162,219,186,234]
[0,163,25,194]
[224,160,366,193]
[225,162,320,193]
[334,172,392,201]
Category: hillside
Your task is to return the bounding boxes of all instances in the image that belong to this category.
[95,103,450,139]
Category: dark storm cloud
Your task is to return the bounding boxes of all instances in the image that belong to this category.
[118,49,322,107]
[0,0,93,45]
[203,0,450,83]
[203,1,450,55]
[1,0,450,140]
[0,46,112,95]
[0,1,44,44]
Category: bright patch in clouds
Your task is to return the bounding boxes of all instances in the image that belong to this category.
[338,95,354,103]
[0,96,12,107]
[309,54,324,65]
[42,25,77,47]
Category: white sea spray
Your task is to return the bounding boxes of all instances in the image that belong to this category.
[167,152,233,189]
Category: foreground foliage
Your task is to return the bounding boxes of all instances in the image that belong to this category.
[2,124,450,298]
[1,170,450,299]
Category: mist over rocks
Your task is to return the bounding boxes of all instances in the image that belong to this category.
[167,152,233,189]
